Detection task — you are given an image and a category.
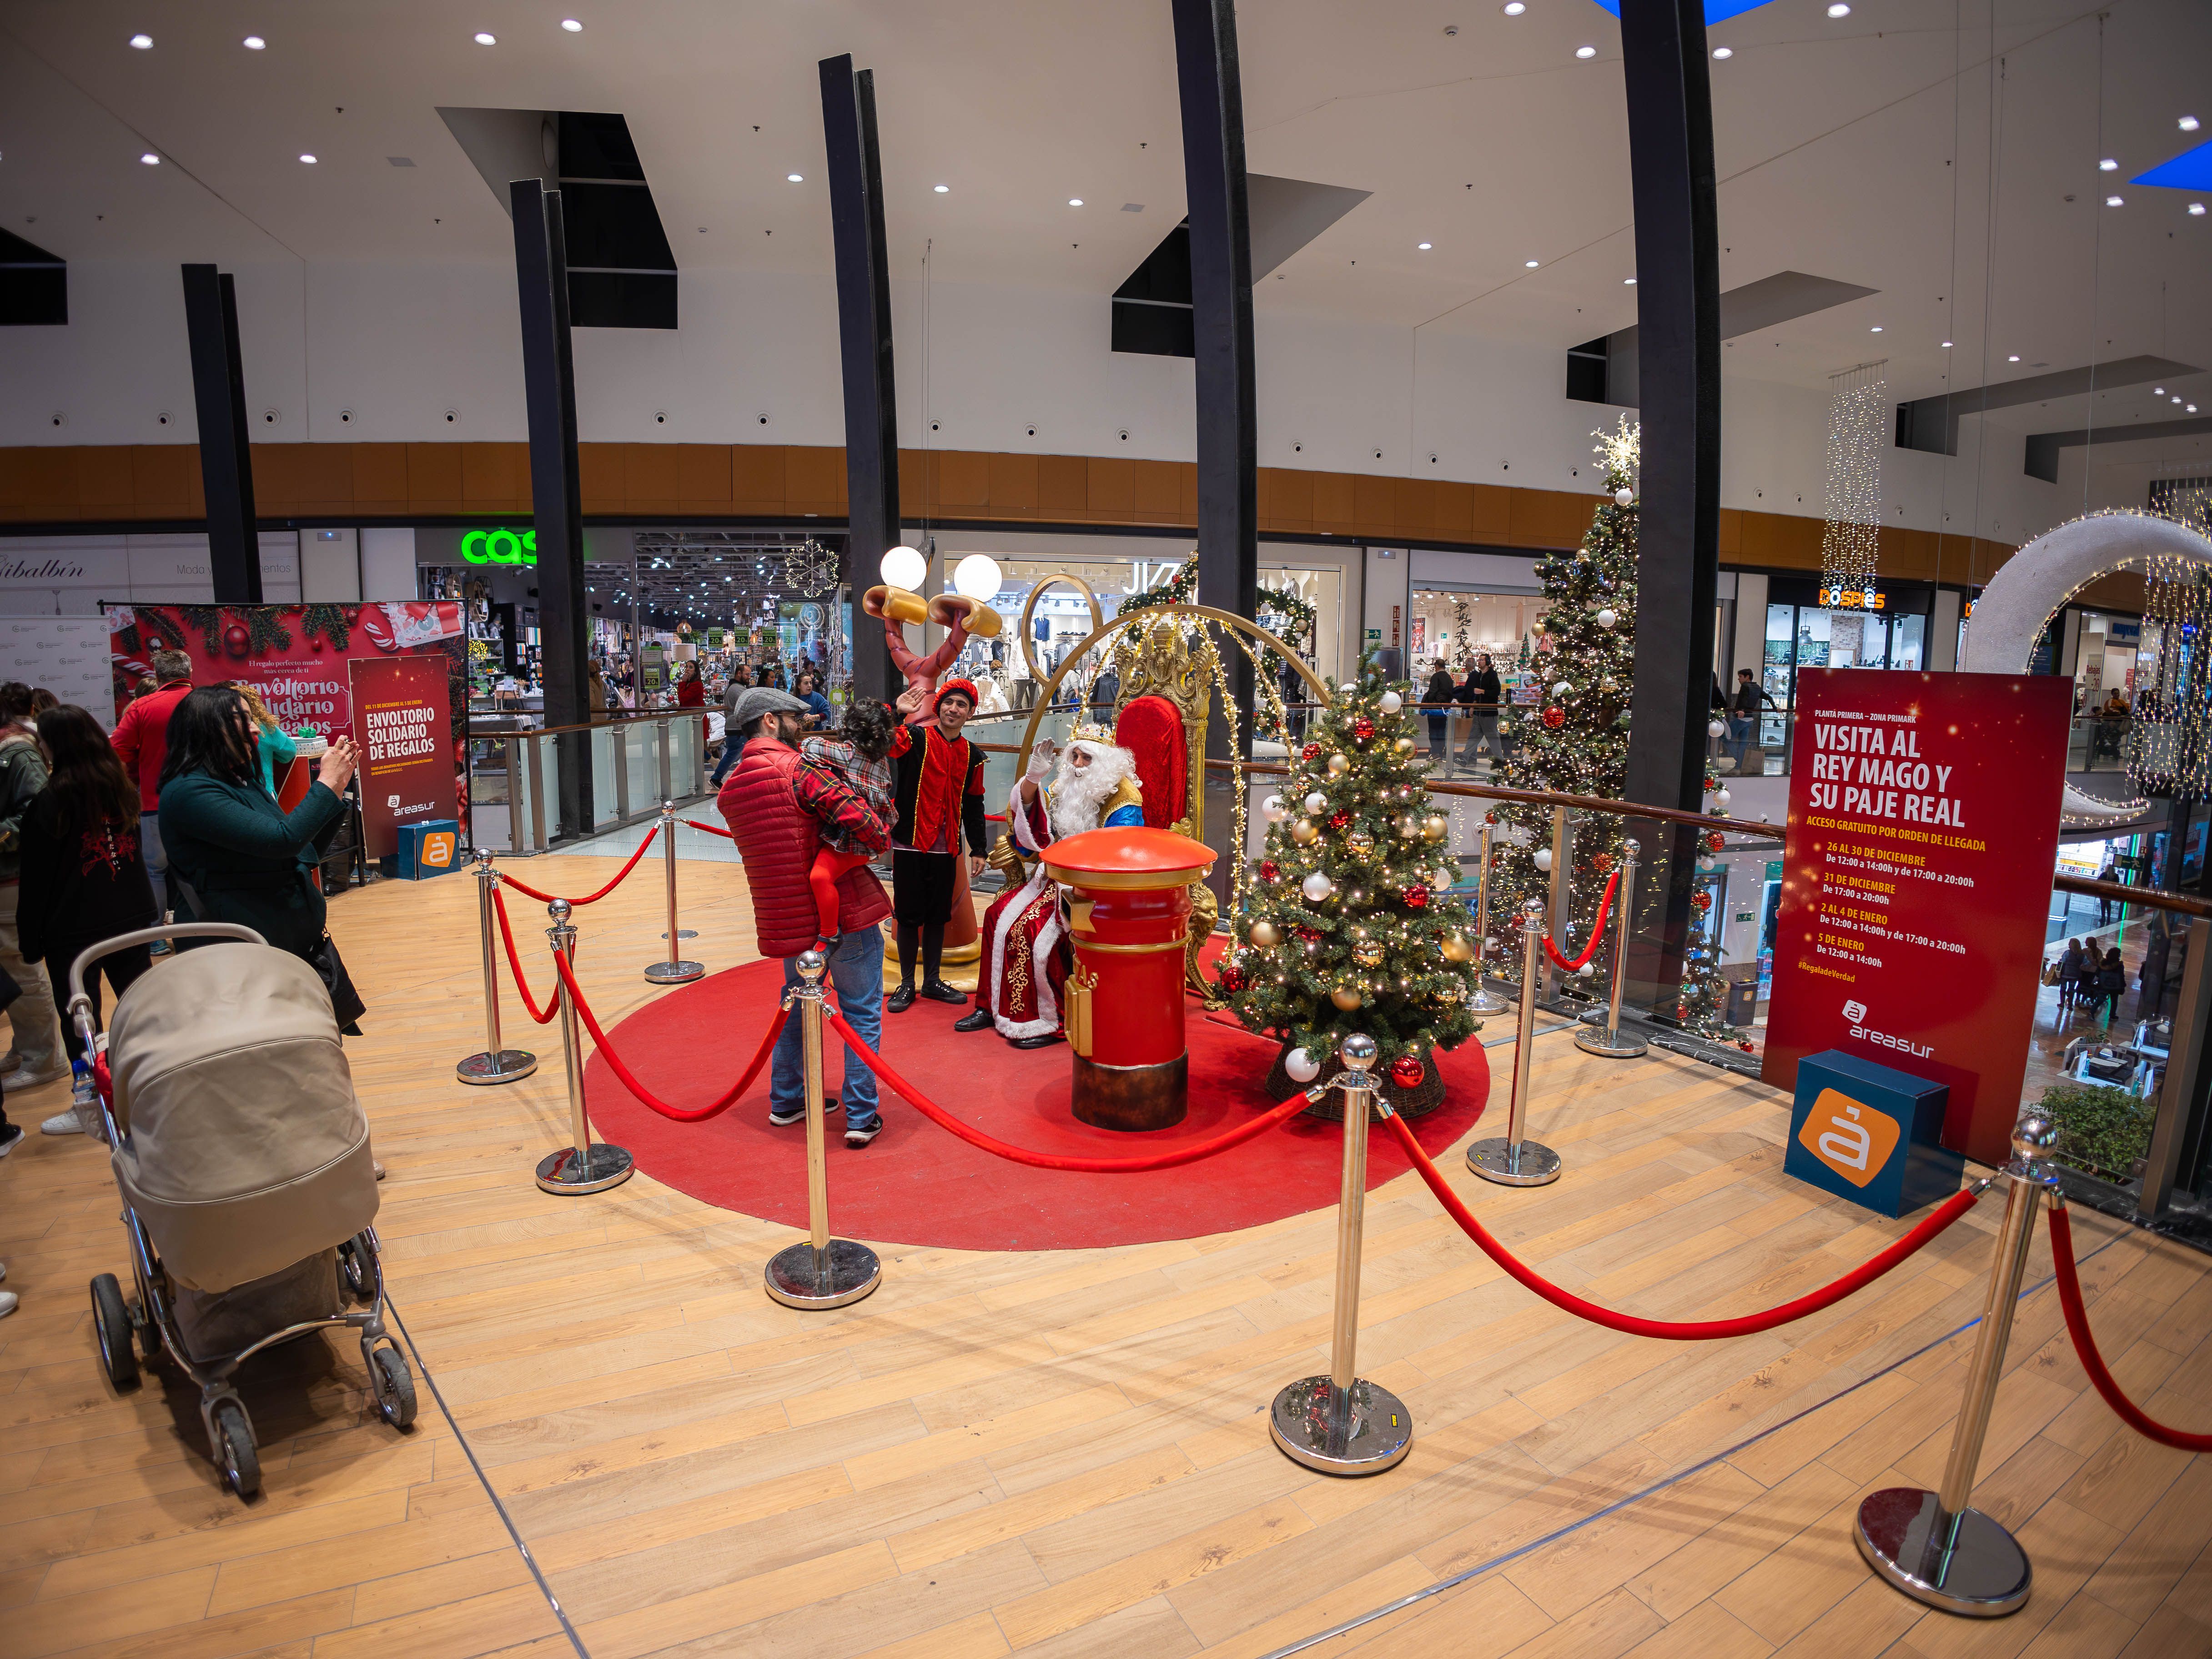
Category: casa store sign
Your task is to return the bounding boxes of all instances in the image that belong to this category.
[1760,670,2071,1167]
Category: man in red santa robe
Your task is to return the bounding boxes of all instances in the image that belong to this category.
[955,730,1144,1048]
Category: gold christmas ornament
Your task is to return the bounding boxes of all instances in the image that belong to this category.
[1346,829,1375,859]
[1352,940,1384,968]
[1327,752,1351,775]
[1393,736,1416,754]
[1422,814,1449,842]
[1441,932,1475,962]
[1290,817,1320,844]
[1248,919,1281,949]
[1330,985,1364,1011]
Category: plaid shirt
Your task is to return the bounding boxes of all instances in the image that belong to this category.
[801,726,907,856]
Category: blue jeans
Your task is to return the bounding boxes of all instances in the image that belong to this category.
[141,810,169,918]
[1728,716,1753,768]
[770,928,883,1130]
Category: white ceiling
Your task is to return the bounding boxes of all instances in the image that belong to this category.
[1,0,2207,437]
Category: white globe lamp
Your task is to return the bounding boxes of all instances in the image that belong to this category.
[879,543,926,592]
[952,553,1003,601]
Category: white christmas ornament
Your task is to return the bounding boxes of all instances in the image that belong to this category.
[1533,849,1553,872]
[1284,1046,1321,1083]
[1263,794,1288,822]
[1578,961,1597,977]
[1552,680,1573,698]
[1615,487,1634,507]
[1714,788,1732,807]
[1301,871,1335,902]
[1378,690,1403,714]
[1708,719,1726,738]
[1304,791,1328,814]
[1596,608,1617,628]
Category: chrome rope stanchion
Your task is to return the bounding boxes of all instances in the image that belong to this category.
[457,849,537,1084]
[764,950,882,1309]
[1468,899,1562,1186]
[1468,817,1510,1016]
[1574,837,1648,1059]
[534,899,636,1196]
[1855,1111,2051,1617]
[643,802,704,985]
[1268,1034,1413,1477]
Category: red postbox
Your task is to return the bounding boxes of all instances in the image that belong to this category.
[1043,826,1217,1132]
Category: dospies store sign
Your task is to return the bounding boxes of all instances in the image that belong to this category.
[1760,670,2071,1167]
[462,528,537,567]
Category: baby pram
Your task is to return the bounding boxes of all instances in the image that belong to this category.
[72,923,416,1498]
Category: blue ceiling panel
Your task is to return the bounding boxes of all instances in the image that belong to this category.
[1587,0,1783,23]
[2133,140,2212,190]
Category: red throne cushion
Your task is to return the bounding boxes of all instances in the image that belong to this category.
[1115,694,1188,829]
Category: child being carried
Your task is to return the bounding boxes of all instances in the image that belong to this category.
[800,692,916,950]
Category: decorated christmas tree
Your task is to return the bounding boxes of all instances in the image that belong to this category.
[1221,657,1483,1110]
[1482,419,1729,1030]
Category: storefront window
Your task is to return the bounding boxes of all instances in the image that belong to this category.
[1408,588,1543,675]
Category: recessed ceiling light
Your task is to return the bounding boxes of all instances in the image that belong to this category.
[1712,46,1733,59]
[2176,396,2186,404]
[1941,340,1954,348]
[561,18,583,30]
[2106,195,2123,206]
[1826,2,1850,15]
[299,153,317,164]
[243,35,266,50]
[473,31,496,45]
[2192,203,2207,216]
[1068,197,1084,206]
[2099,158,2117,171]
[1502,1,1525,13]
[129,33,153,49]
[1418,241,1433,250]
[2008,354,2021,362]
[1524,258,1539,267]
[2157,387,2167,394]
[139,151,159,165]
[933,183,949,193]
[1574,45,1596,59]
[2183,116,2202,132]
[786,173,803,182]
[1623,276,1636,284]
[1870,325,1883,332]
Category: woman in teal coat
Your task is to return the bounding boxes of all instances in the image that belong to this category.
[156,687,360,962]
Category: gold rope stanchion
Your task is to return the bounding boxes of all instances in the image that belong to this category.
[643,801,705,985]
[1574,837,1648,1059]
[534,899,635,1196]
[1467,898,1562,1186]
[457,849,537,1084]
[763,950,883,1309]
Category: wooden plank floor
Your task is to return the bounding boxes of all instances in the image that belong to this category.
[2,853,2207,1659]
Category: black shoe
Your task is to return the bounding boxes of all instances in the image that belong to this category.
[885,984,916,1013]
[1009,1031,1066,1050]
[768,1096,840,1127]
[845,1118,882,1148]
[919,979,967,1005]
[952,1007,994,1033]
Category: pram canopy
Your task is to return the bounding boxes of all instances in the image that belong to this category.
[108,942,378,1292]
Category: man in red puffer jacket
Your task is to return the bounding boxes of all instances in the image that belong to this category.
[720,687,894,1148]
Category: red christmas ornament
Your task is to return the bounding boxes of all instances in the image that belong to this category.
[1403,883,1431,909]
[1328,811,1350,830]
[1737,1039,1755,1053]
[1703,831,1725,854]
[1352,716,1376,743]
[1388,1054,1426,1089]
[1302,743,1322,762]
[222,622,250,659]
[1219,965,1249,993]
[1690,890,1712,912]
[1260,860,1281,884]
[1542,706,1566,729]
[1295,925,1321,944]
[1593,852,1614,874]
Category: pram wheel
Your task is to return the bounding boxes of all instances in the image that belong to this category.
[90,1274,138,1389]
[370,1346,417,1428]
[211,1399,260,1497]
[337,1233,375,1303]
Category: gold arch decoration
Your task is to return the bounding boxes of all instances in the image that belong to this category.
[1016,574,1106,684]
[1012,603,1332,1006]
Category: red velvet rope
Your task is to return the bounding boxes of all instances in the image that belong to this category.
[554,951,788,1123]
[683,819,734,839]
[2049,1205,2212,1452]
[496,823,659,904]
[1542,870,1621,973]
[489,885,561,1025]
[823,1007,1315,1172]
[1382,1111,1981,1339]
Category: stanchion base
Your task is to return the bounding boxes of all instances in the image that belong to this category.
[1469,988,1513,1016]
[1855,1488,2030,1617]
[661,930,699,941]
[1466,1136,1562,1186]
[644,960,706,985]
[534,1143,635,1196]
[1573,1027,1649,1059]
[1268,1375,1413,1477]
[764,1239,883,1310]
[456,1049,537,1086]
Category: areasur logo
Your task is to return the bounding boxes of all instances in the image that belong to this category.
[1842,996,1931,1060]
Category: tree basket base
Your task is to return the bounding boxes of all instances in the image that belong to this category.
[1268,1042,1448,1120]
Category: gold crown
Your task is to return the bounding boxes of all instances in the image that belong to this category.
[1070,721,1115,745]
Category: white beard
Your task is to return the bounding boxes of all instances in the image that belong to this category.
[1048,743,1137,840]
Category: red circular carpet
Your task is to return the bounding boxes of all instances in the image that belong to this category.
[582,962,1490,1252]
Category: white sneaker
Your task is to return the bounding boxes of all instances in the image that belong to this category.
[0,1291,15,1319]
[40,1109,84,1136]
[1,1064,68,1091]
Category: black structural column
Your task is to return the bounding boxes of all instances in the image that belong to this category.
[1171,0,1259,703]
[511,180,593,840]
[1619,0,1722,1009]
[820,53,898,706]
[180,264,263,603]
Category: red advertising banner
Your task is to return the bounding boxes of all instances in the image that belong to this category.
[107,603,469,850]
[1760,669,2072,1167]
[350,655,460,860]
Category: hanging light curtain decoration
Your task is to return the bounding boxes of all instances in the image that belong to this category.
[2125,553,2212,801]
[1818,361,1887,609]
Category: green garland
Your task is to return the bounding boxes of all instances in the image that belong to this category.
[302,603,352,651]
[1118,557,1317,654]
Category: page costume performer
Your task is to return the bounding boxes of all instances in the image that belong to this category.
[887,678,989,1007]
[957,730,1144,1047]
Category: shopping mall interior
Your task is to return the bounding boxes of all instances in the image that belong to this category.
[3,3,2211,1657]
